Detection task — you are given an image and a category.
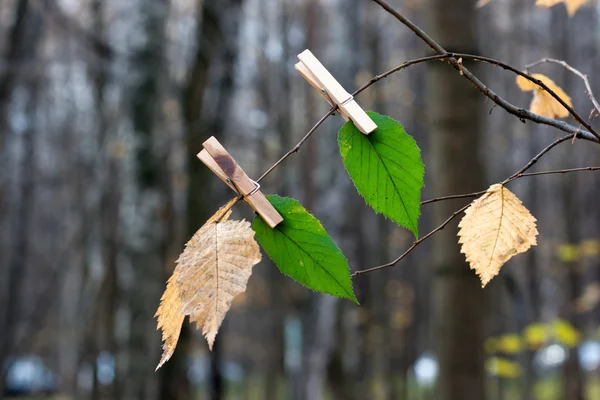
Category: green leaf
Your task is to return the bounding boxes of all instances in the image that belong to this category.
[252,195,358,303]
[338,112,424,238]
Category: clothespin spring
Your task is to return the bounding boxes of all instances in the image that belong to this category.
[226,178,261,199]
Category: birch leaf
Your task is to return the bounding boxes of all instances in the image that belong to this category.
[458,184,538,287]
[252,195,358,303]
[516,74,572,119]
[338,112,424,238]
[536,0,589,16]
[155,198,261,369]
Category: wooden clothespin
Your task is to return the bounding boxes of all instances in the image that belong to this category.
[197,137,284,228]
[295,49,377,135]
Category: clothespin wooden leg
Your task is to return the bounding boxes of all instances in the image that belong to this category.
[295,49,377,134]
[197,137,284,228]
[294,61,350,121]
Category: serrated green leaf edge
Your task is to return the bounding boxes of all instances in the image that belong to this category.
[338,112,424,238]
[251,195,358,304]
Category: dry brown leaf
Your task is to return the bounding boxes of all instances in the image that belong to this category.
[536,0,589,16]
[516,74,572,119]
[155,198,261,369]
[458,184,539,287]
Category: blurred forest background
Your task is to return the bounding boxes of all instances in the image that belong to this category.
[2,0,600,399]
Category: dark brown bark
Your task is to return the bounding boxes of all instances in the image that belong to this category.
[426,0,486,399]
[178,1,244,399]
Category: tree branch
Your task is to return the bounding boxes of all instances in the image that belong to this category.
[370,0,600,142]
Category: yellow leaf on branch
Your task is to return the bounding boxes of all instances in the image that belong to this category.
[458,184,539,287]
[516,74,572,119]
[536,0,589,17]
[155,198,261,369]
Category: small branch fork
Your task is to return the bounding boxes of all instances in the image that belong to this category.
[216,0,600,277]
[526,57,600,119]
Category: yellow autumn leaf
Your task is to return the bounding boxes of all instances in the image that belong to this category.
[486,357,522,378]
[496,334,524,354]
[155,199,261,369]
[523,323,550,349]
[557,243,580,262]
[536,0,589,16]
[553,319,581,348]
[458,184,539,287]
[516,74,572,119]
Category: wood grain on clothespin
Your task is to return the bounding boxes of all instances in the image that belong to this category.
[198,137,283,228]
[295,49,377,135]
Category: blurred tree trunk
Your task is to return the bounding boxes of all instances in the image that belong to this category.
[180,0,244,399]
[297,1,331,399]
[86,0,122,398]
[426,1,486,399]
[123,1,170,399]
[0,0,44,392]
[552,8,585,399]
[0,0,29,144]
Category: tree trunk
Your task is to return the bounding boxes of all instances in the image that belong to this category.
[179,1,244,399]
[124,1,170,399]
[426,1,486,399]
[0,0,44,392]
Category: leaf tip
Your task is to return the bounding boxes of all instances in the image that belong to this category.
[156,352,172,371]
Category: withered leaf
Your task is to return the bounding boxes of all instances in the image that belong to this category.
[155,198,261,369]
[458,184,539,287]
[516,74,572,119]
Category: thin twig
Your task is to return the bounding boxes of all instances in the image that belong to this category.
[526,58,600,119]
[513,166,600,178]
[370,0,600,142]
[352,204,471,277]
[354,53,453,95]
[421,135,571,205]
[257,106,337,183]
[503,134,572,182]
[421,191,485,205]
